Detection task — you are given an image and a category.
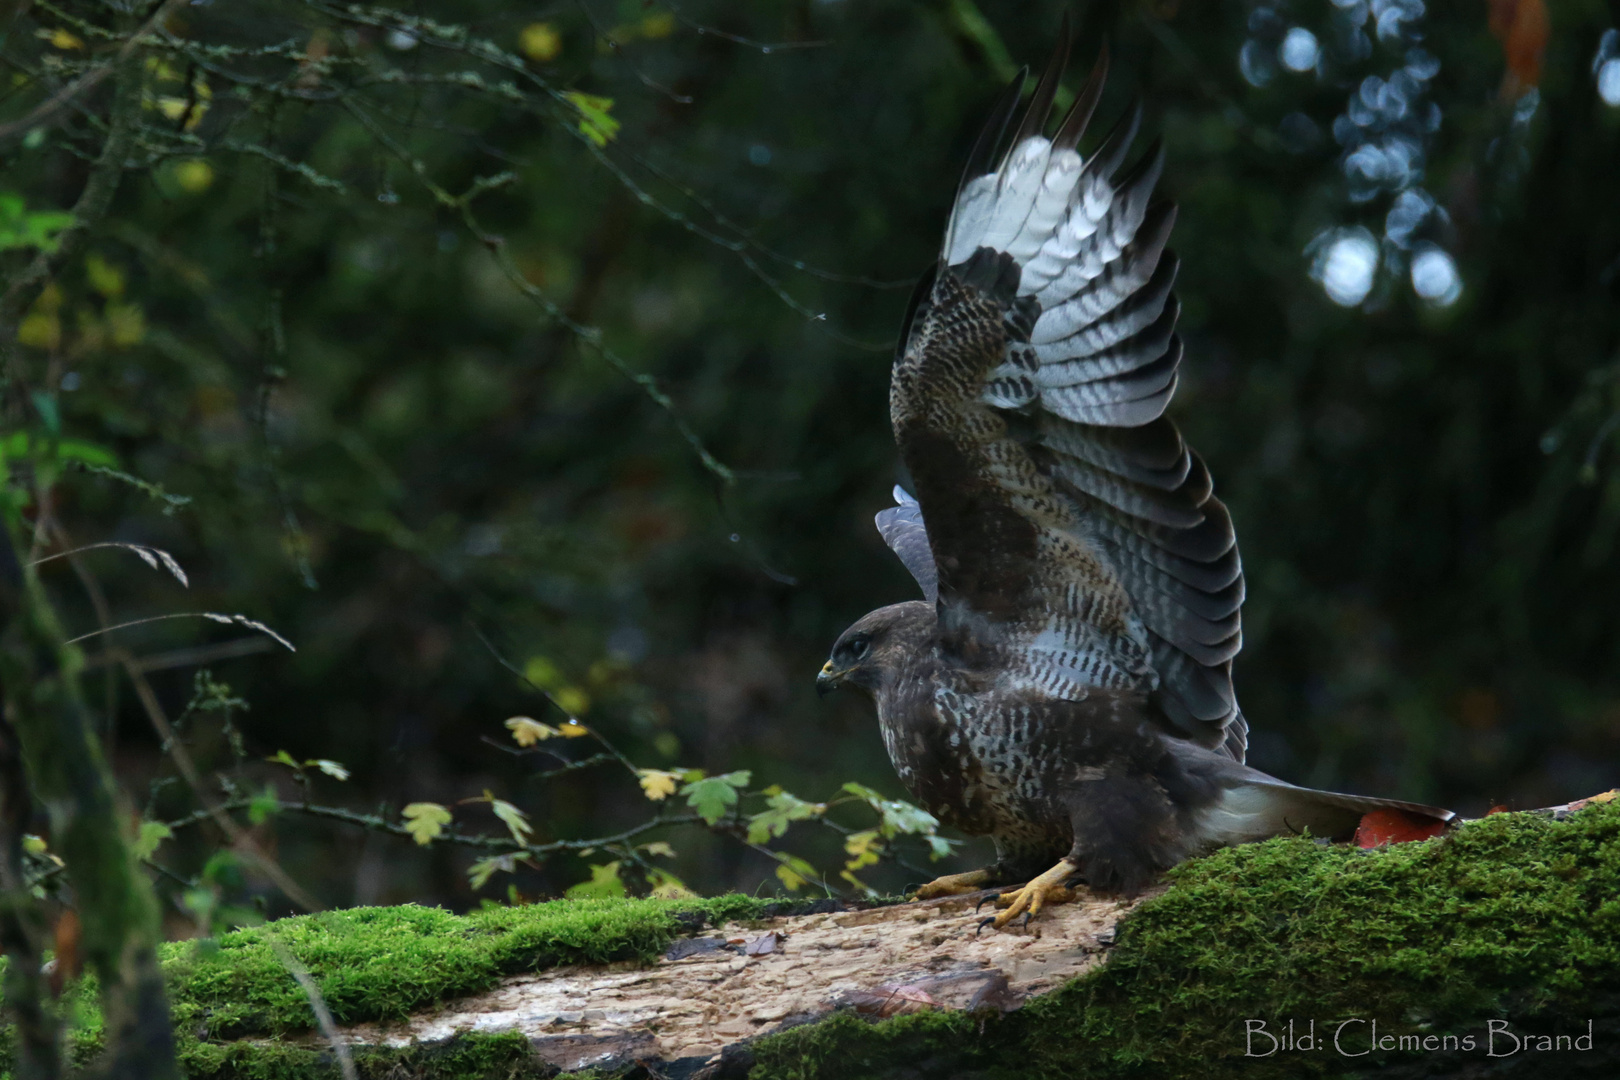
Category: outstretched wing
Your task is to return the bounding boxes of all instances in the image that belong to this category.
[887,27,1247,759]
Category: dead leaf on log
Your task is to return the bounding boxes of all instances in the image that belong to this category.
[743,930,782,956]
[664,936,728,961]
[1354,808,1448,849]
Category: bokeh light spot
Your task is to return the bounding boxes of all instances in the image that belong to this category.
[1410,246,1462,306]
[1280,28,1320,72]
[1312,229,1380,306]
[1599,59,1620,106]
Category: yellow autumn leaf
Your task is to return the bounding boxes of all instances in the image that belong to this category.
[637,769,680,801]
[641,840,676,858]
[647,868,696,899]
[505,716,557,746]
[18,311,60,350]
[401,802,452,845]
[173,159,214,193]
[520,22,562,61]
[486,791,534,844]
[843,829,882,872]
[86,253,126,298]
[774,854,817,893]
[46,28,84,50]
[105,302,145,347]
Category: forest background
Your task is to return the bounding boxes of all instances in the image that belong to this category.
[1,0,1618,940]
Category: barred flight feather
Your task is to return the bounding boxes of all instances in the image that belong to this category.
[877,31,1249,757]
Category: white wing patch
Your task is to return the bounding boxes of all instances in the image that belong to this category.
[918,49,1248,753]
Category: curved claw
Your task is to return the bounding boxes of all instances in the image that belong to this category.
[976,916,997,935]
[986,857,1081,931]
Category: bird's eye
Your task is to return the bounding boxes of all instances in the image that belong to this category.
[849,636,871,659]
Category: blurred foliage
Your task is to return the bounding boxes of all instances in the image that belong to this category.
[1,0,1618,925]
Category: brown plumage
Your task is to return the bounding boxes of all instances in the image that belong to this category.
[818,24,1453,910]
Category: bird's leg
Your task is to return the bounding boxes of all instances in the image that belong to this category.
[913,868,995,899]
[983,858,1082,930]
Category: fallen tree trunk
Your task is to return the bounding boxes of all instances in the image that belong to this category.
[23,800,1620,1079]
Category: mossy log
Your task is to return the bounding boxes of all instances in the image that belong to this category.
[14,801,1620,1080]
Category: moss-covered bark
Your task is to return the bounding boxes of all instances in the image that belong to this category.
[8,803,1620,1079]
[752,801,1620,1079]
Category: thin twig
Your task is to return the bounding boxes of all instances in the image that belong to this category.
[162,794,704,858]
[651,0,828,53]
[267,936,358,1080]
[119,656,324,912]
[0,0,191,142]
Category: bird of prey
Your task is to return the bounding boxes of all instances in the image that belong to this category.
[816,27,1453,929]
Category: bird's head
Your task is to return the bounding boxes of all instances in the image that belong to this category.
[816,601,933,699]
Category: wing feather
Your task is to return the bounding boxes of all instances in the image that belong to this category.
[874,486,939,603]
[888,35,1247,756]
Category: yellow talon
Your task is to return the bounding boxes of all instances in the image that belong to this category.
[913,868,993,899]
[988,858,1081,930]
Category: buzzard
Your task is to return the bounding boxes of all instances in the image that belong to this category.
[816,27,1453,928]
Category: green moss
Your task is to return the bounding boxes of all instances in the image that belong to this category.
[178,1030,569,1080]
[750,801,1620,1079]
[163,894,777,1039]
[15,805,1620,1079]
[5,894,777,1079]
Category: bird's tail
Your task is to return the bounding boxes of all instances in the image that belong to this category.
[1195,776,1455,849]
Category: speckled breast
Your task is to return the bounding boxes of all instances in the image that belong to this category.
[876,672,1070,851]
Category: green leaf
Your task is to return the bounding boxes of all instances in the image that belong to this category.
[247,785,280,824]
[468,854,515,890]
[133,821,172,860]
[0,192,75,253]
[841,781,939,838]
[308,758,350,781]
[54,439,119,467]
[267,749,300,770]
[31,393,59,435]
[562,91,620,147]
[564,860,627,899]
[682,770,751,825]
[489,795,534,844]
[745,788,824,844]
[402,802,452,845]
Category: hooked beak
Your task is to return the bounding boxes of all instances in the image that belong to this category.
[816,660,845,698]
